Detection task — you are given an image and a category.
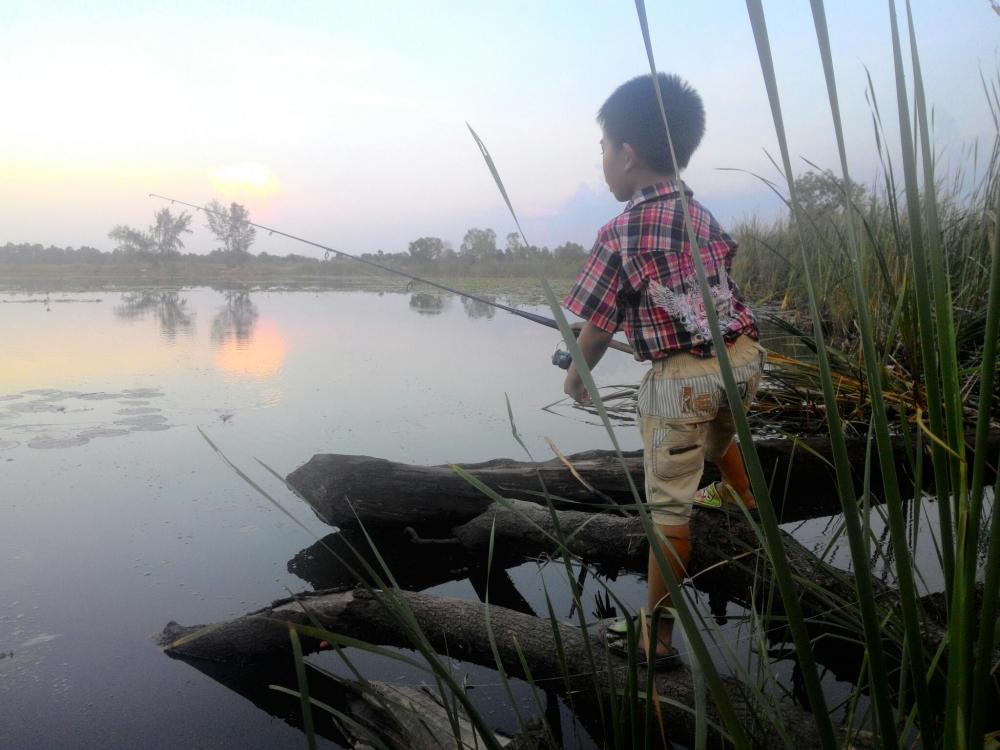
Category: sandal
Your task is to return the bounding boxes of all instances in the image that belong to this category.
[605,631,682,671]
[607,614,637,637]
[607,607,676,637]
[693,481,745,510]
[604,608,681,670]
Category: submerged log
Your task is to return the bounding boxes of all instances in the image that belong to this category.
[160,587,838,750]
[180,656,533,749]
[286,499,953,679]
[451,499,947,653]
[288,433,999,531]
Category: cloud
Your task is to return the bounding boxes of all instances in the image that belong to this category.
[519,183,622,249]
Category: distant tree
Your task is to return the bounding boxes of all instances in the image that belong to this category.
[794,170,867,216]
[148,208,192,258]
[505,232,525,258]
[459,228,498,262]
[408,237,446,262]
[204,200,256,266]
[553,241,587,263]
[108,225,154,257]
[77,246,103,261]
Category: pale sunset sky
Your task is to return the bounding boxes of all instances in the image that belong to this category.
[1,1,997,257]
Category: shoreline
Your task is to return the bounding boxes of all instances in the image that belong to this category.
[0,270,576,297]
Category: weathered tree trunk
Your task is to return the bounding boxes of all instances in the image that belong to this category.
[450,499,947,655]
[160,587,837,750]
[287,434,998,531]
[285,499,952,680]
[181,655,537,749]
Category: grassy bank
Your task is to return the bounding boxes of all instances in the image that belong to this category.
[0,264,577,300]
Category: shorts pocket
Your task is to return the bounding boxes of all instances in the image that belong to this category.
[649,423,705,481]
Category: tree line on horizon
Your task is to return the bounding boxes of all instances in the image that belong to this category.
[1,170,862,274]
[0,201,590,270]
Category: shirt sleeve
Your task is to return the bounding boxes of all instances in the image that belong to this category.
[563,239,623,333]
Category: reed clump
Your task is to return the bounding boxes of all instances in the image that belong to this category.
[732,155,999,361]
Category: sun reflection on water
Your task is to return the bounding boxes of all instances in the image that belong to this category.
[213,319,288,379]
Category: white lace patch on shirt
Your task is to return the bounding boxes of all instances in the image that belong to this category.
[647,268,736,344]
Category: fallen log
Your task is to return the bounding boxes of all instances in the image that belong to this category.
[179,656,541,749]
[160,587,840,750]
[450,499,947,657]
[287,433,999,531]
[286,499,954,682]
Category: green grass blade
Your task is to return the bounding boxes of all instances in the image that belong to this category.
[288,625,318,750]
[967,187,1000,746]
[743,2,897,745]
[809,2,938,743]
[885,0,955,594]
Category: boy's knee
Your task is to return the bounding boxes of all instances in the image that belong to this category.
[704,431,734,463]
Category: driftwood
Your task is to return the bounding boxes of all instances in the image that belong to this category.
[160,587,841,750]
[452,499,955,666]
[178,656,542,749]
[283,502,877,641]
[163,437,996,747]
[328,499,944,664]
[287,434,999,531]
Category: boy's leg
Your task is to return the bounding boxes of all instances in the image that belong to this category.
[715,441,754,508]
[646,522,691,652]
[702,336,766,510]
[639,416,706,654]
[704,437,755,510]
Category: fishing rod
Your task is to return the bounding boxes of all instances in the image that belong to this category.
[149,193,633,364]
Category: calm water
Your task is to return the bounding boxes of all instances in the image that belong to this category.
[0,285,958,748]
[0,286,655,748]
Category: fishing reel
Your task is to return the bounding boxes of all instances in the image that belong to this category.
[552,343,573,370]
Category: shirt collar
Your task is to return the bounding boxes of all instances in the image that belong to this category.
[625,179,691,211]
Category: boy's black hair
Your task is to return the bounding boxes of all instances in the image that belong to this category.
[598,73,705,172]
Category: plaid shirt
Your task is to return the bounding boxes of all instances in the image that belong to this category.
[564,180,757,360]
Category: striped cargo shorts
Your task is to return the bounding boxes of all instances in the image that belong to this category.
[637,335,766,526]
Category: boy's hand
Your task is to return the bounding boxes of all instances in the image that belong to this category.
[560,321,615,404]
[563,367,591,404]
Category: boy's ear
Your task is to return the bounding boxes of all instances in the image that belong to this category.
[621,142,639,172]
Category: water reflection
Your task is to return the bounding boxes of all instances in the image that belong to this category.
[209,291,288,378]
[404,291,511,321]
[408,292,448,315]
[165,658,356,746]
[461,295,496,319]
[114,291,194,340]
[211,290,259,344]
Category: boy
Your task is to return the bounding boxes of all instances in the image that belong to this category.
[562,73,764,669]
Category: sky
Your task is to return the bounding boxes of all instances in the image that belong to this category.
[0,1,997,258]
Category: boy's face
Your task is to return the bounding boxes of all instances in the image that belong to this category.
[600,130,635,202]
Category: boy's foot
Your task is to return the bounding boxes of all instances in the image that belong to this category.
[604,609,682,670]
[604,627,682,671]
[692,481,755,511]
[607,615,637,637]
[607,607,677,637]
[606,635,681,670]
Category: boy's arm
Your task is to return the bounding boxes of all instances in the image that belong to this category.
[563,322,615,403]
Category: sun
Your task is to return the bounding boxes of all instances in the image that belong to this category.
[209,162,280,200]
